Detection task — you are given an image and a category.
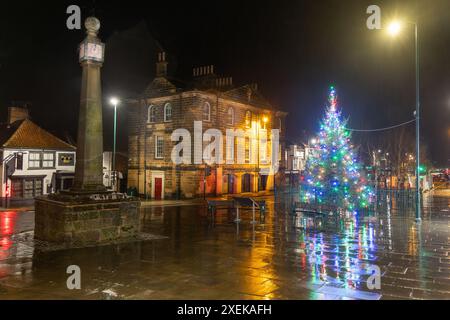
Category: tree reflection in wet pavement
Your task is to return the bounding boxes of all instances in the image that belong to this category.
[0,192,449,300]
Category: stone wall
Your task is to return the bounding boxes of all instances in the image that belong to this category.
[35,197,141,246]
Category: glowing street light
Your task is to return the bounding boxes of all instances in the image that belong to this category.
[387,21,402,36]
[110,97,120,106]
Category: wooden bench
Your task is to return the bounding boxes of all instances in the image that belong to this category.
[232,197,266,224]
[207,200,235,213]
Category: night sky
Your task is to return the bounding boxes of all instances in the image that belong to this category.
[1,0,449,166]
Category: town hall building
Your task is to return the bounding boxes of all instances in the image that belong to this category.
[126,53,287,199]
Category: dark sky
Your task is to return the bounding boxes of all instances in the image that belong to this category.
[1,0,449,166]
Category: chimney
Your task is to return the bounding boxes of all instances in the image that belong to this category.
[8,104,30,125]
[246,87,252,102]
[156,51,168,77]
[193,65,216,78]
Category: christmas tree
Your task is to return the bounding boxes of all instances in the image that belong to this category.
[302,87,373,212]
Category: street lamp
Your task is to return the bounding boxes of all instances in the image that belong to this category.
[387,21,402,36]
[110,97,120,191]
[385,19,421,222]
[257,114,269,191]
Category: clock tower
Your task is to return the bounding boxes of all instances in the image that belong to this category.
[34,16,140,248]
[72,16,107,193]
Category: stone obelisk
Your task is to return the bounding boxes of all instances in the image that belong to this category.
[34,16,140,247]
[72,16,107,193]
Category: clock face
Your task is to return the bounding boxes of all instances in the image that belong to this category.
[79,42,104,62]
[87,43,103,60]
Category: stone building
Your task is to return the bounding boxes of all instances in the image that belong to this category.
[126,53,287,199]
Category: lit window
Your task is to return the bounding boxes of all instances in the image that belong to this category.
[42,152,55,168]
[227,107,234,125]
[148,105,156,123]
[203,102,211,122]
[164,103,172,122]
[29,152,41,169]
[245,137,251,163]
[155,136,164,159]
[245,111,252,128]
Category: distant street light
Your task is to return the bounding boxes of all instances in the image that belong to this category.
[384,19,422,222]
[110,97,120,191]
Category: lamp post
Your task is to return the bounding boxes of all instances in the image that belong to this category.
[386,20,421,222]
[258,115,269,192]
[110,97,120,191]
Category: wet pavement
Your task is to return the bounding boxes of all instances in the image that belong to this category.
[0,191,449,300]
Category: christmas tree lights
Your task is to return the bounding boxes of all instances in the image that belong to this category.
[302,87,374,212]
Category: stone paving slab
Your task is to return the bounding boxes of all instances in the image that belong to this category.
[0,193,449,300]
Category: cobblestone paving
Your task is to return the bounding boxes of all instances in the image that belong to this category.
[0,191,449,300]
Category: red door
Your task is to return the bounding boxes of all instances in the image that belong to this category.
[154,178,163,200]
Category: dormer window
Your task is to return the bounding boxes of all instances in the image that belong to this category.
[148,105,156,123]
[164,103,172,122]
[203,102,211,122]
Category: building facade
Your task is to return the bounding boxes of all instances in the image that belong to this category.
[127,53,287,199]
[0,107,76,205]
[286,145,308,174]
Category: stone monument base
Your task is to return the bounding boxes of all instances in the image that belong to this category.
[35,193,141,247]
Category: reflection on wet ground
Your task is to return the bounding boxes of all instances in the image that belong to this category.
[0,192,449,300]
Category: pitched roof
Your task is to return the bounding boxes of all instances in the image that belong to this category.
[223,85,274,110]
[142,77,183,98]
[0,119,76,151]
